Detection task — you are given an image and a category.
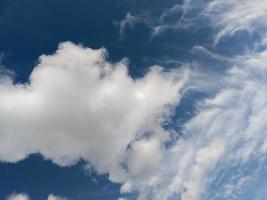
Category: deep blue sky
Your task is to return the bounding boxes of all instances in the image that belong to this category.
[0,0,210,81]
[0,155,125,200]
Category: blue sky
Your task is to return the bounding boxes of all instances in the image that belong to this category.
[1,0,267,200]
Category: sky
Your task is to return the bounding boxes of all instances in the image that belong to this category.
[1,0,267,200]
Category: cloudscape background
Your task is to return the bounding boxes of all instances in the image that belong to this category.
[1,0,267,200]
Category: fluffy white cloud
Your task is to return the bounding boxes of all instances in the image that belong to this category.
[47,194,66,200]
[0,42,187,184]
[7,194,30,200]
[127,136,163,177]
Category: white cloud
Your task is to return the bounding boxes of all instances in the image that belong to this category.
[0,42,188,184]
[127,136,163,177]
[7,194,30,200]
[47,194,66,200]
[181,137,225,200]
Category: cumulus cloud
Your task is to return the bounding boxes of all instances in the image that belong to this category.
[0,42,187,184]
[47,194,66,200]
[7,194,30,200]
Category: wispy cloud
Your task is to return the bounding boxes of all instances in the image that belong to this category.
[149,0,267,45]
[202,0,267,44]
[115,12,140,39]
[182,0,267,44]
[119,43,267,200]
